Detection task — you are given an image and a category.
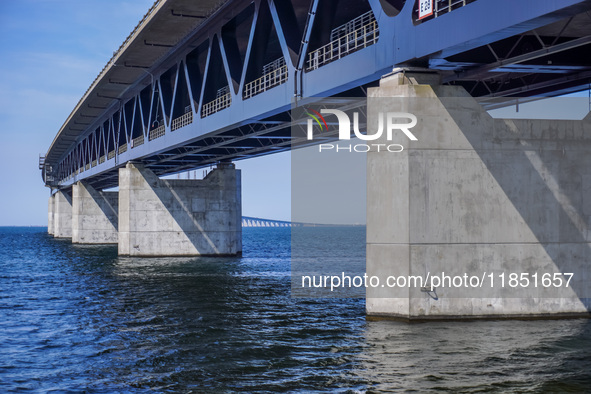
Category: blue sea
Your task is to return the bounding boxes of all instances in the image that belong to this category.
[0,226,590,392]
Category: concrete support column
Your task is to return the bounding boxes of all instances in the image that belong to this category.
[118,162,241,256]
[72,182,118,244]
[53,190,72,238]
[366,71,591,320]
[48,194,55,235]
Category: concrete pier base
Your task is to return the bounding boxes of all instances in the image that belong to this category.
[118,162,241,256]
[72,182,118,244]
[366,71,591,320]
[53,190,72,238]
[48,194,55,235]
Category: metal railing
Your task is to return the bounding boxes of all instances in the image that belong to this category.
[132,135,145,148]
[244,63,288,99]
[435,0,468,17]
[108,150,115,160]
[118,144,128,155]
[91,159,97,168]
[307,17,379,71]
[149,124,166,140]
[416,0,474,20]
[216,85,230,97]
[263,58,286,75]
[99,155,105,164]
[330,10,376,41]
[171,111,193,131]
[202,92,232,118]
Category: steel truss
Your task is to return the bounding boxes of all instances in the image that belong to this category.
[42,0,591,190]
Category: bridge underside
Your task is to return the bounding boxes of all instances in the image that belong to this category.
[41,0,591,192]
[437,11,591,99]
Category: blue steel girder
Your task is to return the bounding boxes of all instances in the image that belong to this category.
[43,0,591,190]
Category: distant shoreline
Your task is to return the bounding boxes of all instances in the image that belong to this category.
[0,225,47,228]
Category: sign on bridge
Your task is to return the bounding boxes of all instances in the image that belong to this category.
[418,0,434,19]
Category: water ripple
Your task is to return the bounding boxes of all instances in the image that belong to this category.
[0,227,589,392]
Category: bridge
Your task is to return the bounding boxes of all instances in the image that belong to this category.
[242,216,295,227]
[42,0,591,320]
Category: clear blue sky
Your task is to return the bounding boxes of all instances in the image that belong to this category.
[0,0,291,226]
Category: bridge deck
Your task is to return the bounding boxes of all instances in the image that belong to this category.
[41,0,591,190]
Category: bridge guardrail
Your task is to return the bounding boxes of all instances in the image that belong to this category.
[202,92,232,118]
[131,135,145,148]
[149,124,166,140]
[244,63,288,99]
[414,0,475,22]
[307,17,379,71]
[171,111,193,131]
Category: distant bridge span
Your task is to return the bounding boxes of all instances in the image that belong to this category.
[242,216,296,227]
[241,216,357,227]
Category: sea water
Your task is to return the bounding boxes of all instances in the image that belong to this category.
[0,226,590,392]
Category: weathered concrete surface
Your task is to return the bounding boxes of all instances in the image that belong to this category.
[366,71,591,320]
[48,194,55,235]
[53,190,72,238]
[118,162,241,256]
[72,182,118,244]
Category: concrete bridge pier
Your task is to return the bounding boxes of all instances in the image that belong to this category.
[118,162,241,256]
[48,194,55,236]
[53,190,73,238]
[366,71,591,320]
[72,182,118,244]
